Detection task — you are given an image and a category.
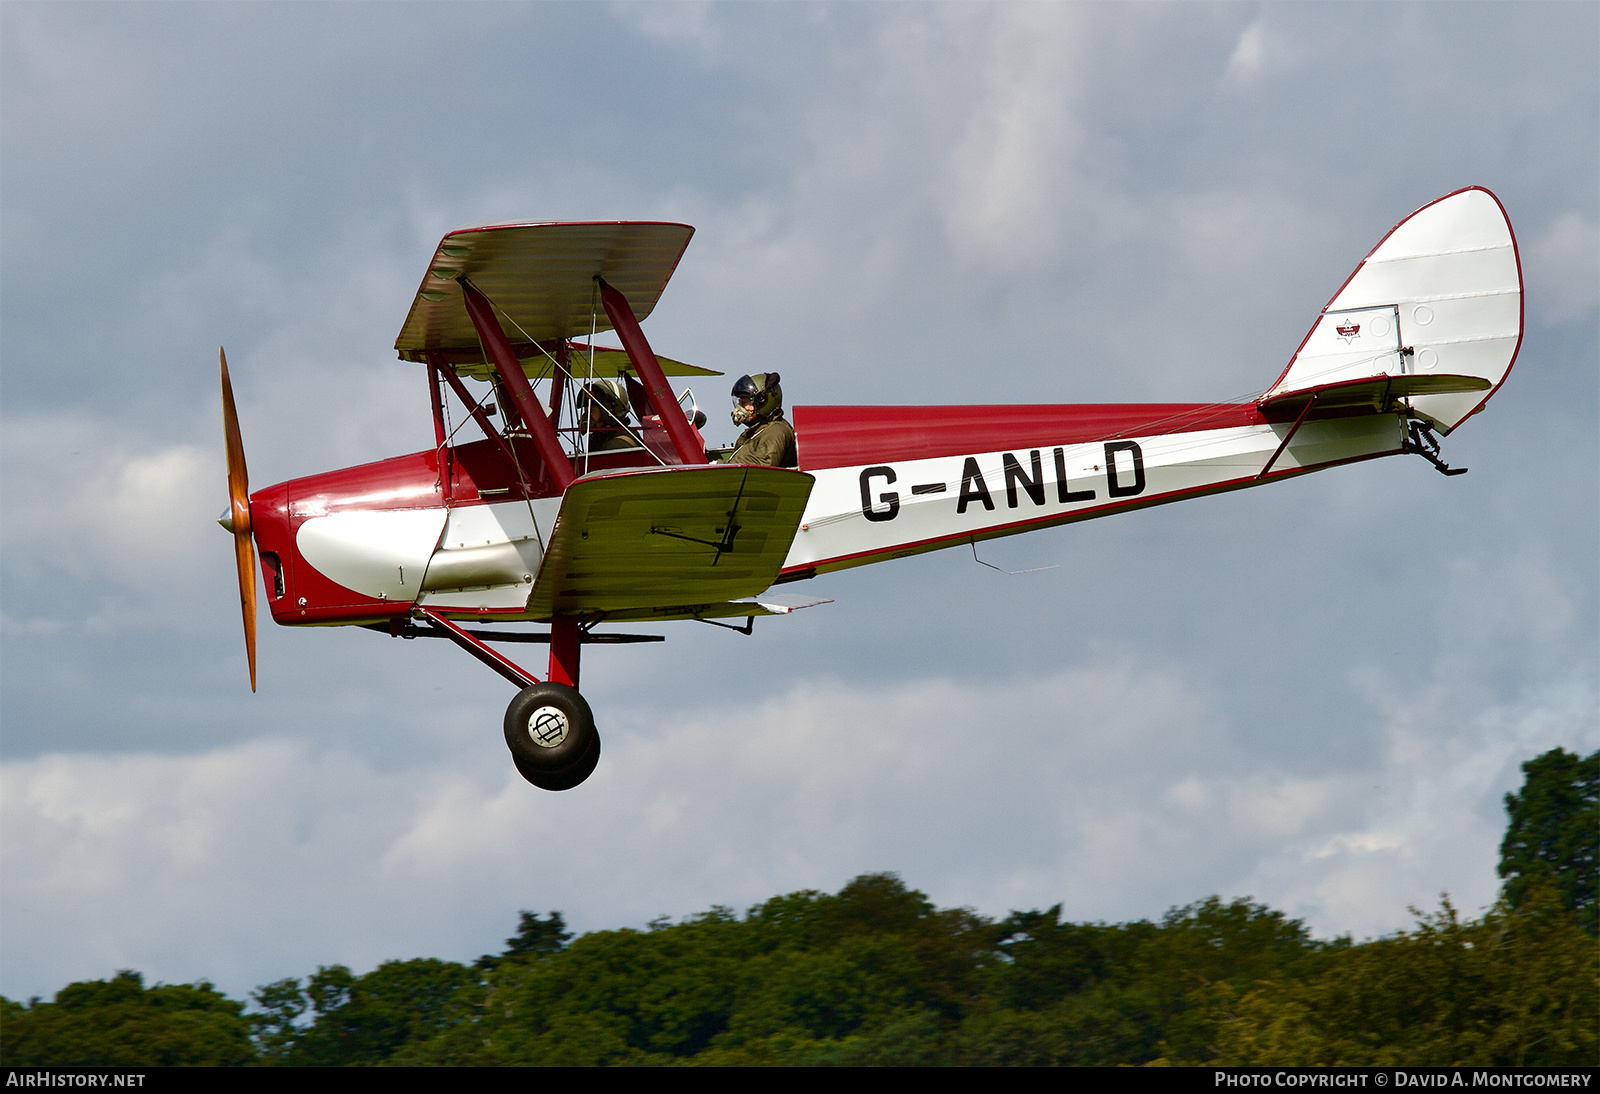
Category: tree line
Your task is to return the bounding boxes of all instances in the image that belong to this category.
[3,746,1593,1067]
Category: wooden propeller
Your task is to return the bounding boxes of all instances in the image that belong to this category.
[220,347,257,692]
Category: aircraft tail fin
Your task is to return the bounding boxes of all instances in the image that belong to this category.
[1260,187,1522,433]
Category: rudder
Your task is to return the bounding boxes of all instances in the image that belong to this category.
[1261,187,1523,433]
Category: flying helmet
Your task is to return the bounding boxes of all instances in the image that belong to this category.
[578,380,628,424]
[731,372,782,425]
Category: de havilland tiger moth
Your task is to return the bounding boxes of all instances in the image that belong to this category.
[219,186,1523,790]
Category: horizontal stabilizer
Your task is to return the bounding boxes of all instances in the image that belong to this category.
[527,465,814,620]
[1258,372,1491,418]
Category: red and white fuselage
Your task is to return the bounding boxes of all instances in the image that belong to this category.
[240,187,1520,638]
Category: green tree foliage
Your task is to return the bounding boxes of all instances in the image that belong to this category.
[8,871,1593,1067]
[11,746,1595,1067]
[249,976,307,1061]
[949,896,1336,1065]
[1209,879,1598,1066]
[370,877,1370,1066]
[251,959,478,1065]
[476,910,572,970]
[0,970,254,1066]
[1499,747,1599,934]
[392,873,991,1065]
[398,905,749,1064]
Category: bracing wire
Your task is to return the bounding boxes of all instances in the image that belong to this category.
[471,279,666,471]
[971,540,1057,575]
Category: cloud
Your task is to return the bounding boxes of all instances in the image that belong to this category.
[615,0,725,51]
[0,418,216,611]
[1526,211,1599,326]
[939,7,1089,267]
[7,663,1591,1000]
[1,739,449,998]
[1225,21,1268,81]
[1252,676,1600,938]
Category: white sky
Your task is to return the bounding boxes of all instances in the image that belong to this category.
[2,2,1595,1003]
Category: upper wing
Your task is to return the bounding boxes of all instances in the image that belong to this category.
[394,221,694,363]
[1260,188,1522,432]
[526,464,815,620]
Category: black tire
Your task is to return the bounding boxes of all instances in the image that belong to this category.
[503,682,596,776]
[512,731,601,791]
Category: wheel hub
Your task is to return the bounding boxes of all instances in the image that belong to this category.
[526,706,570,748]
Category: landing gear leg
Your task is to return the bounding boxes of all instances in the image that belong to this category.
[417,608,604,790]
[548,615,580,687]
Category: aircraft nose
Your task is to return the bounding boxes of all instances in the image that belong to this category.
[218,507,235,533]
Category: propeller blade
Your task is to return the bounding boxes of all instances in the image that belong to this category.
[220,347,257,692]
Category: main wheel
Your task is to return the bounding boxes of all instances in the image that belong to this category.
[512,731,600,791]
[504,682,598,779]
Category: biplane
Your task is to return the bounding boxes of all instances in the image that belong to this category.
[221,186,1522,790]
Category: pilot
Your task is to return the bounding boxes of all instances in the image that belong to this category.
[726,372,797,467]
[578,381,642,452]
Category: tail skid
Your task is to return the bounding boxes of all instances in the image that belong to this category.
[1403,419,1469,477]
